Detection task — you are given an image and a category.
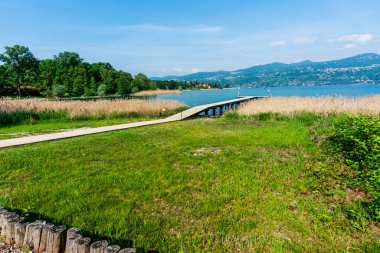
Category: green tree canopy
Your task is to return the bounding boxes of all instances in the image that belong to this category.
[0,44,170,97]
[0,45,39,96]
[53,52,82,68]
[133,73,156,91]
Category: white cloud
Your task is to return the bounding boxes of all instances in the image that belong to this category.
[344,43,358,49]
[294,36,316,44]
[329,34,374,44]
[110,24,174,33]
[191,68,202,73]
[106,24,224,35]
[172,68,185,73]
[189,26,224,34]
[270,41,286,47]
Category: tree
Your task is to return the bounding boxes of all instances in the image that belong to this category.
[89,76,97,95]
[72,65,88,96]
[39,59,56,90]
[52,84,67,97]
[97,84,108,96]
[116,71,133,96]
[0,45,39,96]
[53,52,82,68]
[91,62,113,82]
[0,65,9,94]
[132,73,156,91]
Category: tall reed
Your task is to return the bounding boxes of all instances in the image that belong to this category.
[0,98,186,126]
[237,96,380,116]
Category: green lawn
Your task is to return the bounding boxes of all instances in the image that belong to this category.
[0,117,378,252]
[0,117,159,140]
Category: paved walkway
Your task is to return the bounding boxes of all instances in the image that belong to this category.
[0,96,262,149]
[0,118,176,148]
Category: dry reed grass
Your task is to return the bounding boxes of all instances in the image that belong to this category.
[133,89,182,96]
[237,96,380,116]
[0,98,186,119]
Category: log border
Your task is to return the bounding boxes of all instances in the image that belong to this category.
[0,207,136,253]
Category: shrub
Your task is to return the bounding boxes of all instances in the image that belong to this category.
[131,87,139,94]
[52,85,67,97]
[326,115,380,221]
[97,84,108,96]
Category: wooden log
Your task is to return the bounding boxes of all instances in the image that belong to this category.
[46,225,66,253]
[32,223,44,252]
[3,213,20,243]
[90,240,109,253]
[5,216,23,245]
[15,222,27,249]
[67,234,82,253]
[118,248,136,253]
[75,237,91,253]
[105,245,120,253]
[66,227,80,253]
[38,223,54,253]
[24,221,45,249]
[24,222,36,249]
[0,212,16,237]
[0,208,7,235]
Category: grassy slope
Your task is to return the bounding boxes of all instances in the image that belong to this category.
[0,117,159,140]
[0,118,378,252]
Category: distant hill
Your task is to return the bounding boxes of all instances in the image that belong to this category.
[152,53,380,87]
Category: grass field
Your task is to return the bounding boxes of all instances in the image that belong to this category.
[0,115,379,252]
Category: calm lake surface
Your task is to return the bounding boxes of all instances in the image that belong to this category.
[154,84,380,107]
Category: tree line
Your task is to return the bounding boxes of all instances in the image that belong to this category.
[0,45,153,97]
[0,45,223,97]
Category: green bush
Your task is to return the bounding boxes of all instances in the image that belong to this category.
[326,115,380,221]
[52,85,67,97]
[131,87,139,94]
[97,84,108,96]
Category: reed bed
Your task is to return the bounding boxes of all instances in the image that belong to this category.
[133,89,182,96]
[237,96,380,116]
[0,98,185,124]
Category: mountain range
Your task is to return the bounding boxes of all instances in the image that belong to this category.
[152,53,380,87]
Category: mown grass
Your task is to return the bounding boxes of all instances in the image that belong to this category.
[0,116,379,252]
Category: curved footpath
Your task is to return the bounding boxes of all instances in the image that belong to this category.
[0,96,260,149]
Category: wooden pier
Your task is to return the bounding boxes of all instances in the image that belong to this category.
[166,96,266,120]
[0,96,266,148]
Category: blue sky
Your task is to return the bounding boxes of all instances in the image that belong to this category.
[0,0,379,76]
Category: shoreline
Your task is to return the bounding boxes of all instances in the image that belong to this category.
[132,89,183,97]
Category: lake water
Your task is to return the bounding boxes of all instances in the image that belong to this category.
[154,84,380,107]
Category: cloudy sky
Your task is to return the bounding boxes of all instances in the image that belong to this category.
[0,0,379,76]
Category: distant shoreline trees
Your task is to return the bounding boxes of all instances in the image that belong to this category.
[0,45,222,97]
